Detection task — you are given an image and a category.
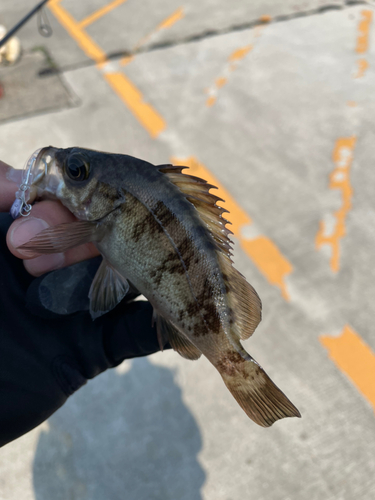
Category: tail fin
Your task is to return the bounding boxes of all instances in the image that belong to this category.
[219,357,301,427]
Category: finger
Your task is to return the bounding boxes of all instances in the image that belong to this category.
[6,199,100,276]
[0,161,20,212]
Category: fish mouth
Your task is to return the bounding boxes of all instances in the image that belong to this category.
[23,146,62,203]
[9,146,63,219]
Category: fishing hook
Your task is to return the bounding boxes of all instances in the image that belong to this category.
[0,0,51,49]
[37,6,53,38]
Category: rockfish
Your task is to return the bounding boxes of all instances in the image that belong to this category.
[13,147,300,427]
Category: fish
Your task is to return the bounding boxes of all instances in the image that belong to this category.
[14,146,301,427]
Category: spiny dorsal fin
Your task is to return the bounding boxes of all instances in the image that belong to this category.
[157,164,187,175]
[159,165,261,340]
[158,165,234,258]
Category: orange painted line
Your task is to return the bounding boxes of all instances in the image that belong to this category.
[242,238,292,301]
[172,157,292,299]
[355,58,369,78]
[120,55,135,67]
[49,0,166,138]
[157,7,184,30]
[215,77,227,88]
[229,45,253,62]
[356,10,372,54]
[259,15,272,23]
[48,0,107,63]
[206,45,253,107]
[321,326,375,413]
[206,96,216,107]
[347,101,357,107]
[78,0,128,29]
[104,72,166,137]
[316,137,356,272]
[119,7,184,66]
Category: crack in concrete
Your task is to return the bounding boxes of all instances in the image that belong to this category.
[38,0,373,76]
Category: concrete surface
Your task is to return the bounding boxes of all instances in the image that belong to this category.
[0,0,366,67]
[1,1,375,499]
[0,50,76,122]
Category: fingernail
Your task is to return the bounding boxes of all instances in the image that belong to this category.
[10,217,50,251]
[24,253,65,276]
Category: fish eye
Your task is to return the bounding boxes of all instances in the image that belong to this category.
[65,154,90,182]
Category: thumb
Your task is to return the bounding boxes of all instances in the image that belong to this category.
[6,199,99,276]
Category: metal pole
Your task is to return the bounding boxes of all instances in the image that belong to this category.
[0,0,50,49]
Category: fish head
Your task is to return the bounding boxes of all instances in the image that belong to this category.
[27,146,125,221]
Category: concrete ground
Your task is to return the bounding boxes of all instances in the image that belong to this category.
[1,0,375,499]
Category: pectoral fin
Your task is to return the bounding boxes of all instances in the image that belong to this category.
[89,258,129,319]
[17,220,99,254]
[154,313,202,360]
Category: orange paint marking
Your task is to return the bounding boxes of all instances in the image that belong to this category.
[104,72,166,137]
[206,96,216,107]
[157,7,184,30]
[78,0,128,29]
[229,45,253,62]
[259,15,272,23]
[48,0,107,63]
[206,45,253,107]
[321,326,375,413]
[242,238,292,300]
[346,101,357,107]
[356,10,372,54]
[215,77,227,88]
[316,137,356,272]
[49,0,166,138]
[171,157,292,299]
[355,58,369,78]
[120,7,184,66]
[120,55,135,67]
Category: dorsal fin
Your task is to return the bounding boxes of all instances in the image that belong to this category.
[220,254,262,339]
[159,164,262,340]
[157,164,187,175]
[158,165,234,258]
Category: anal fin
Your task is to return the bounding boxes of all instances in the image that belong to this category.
[89,258,129,319]
[155,313,202,360]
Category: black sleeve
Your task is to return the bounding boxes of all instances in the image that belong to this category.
[0,213,168,447]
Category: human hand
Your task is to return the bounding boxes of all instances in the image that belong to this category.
[0,160,168,447]
[2,159,100,276]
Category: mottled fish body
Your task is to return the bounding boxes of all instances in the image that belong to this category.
[15,147,300,427]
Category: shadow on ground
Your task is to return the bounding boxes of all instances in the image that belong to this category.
[32,357,205,500]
